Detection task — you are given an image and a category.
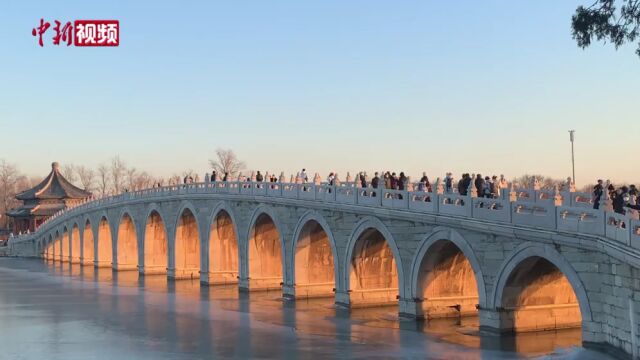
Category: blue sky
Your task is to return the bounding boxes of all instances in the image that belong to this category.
[1,1,638,186]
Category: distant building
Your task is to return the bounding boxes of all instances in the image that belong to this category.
[6,162,92,234]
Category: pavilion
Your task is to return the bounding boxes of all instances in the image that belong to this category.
[6,162,91,234]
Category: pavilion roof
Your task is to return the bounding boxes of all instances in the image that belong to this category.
[6,203,65,217]
[15,162,92,201]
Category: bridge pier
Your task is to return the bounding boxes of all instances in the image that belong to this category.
[478,308,512,333]
[334,290,350,308]
[238,276,250,292]
[399,298,424,319]
[282,283,295,299]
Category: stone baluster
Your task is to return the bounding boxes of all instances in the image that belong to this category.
[346,172,353,185]
[629,195,639,220]
[279,172,286,183]
[355,175,362,188]
[314,173,321,185]
[533,177,541,191]
[250,171,256,182]
[468,174,477,198]
[334,173,341,187]
[509,182,517,202]
[566,177,576,192]
[289,174,295,183]
[435,177,444,194]
[553,185,563,206]
[237,172,243,182]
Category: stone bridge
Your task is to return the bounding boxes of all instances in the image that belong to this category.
[7,181,640,359]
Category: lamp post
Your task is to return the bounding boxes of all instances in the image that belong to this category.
[569,130,576,184]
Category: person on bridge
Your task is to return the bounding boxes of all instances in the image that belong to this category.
[327,172,335,186]
[300,169,308,183]
[371,172,380,189]
[475,174,485,195]
[613,186,629,215]
[445,172,453,193]
[398,172,407,191]
[384,172,391,189]
[390,173,398,190]
[458,174,469,195]
[482,176,492,198]
[592,180,604,209]
[222,172,228,182]
[211,171,217,182]
[256,171,264,182]
[420,172,431,192]
[417,179,427,192]
[359,172,367,188]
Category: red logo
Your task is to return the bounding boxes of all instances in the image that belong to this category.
[31,18,119,47]
[74,20,119,46]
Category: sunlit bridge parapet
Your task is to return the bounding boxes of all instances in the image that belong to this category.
[6,179,640,360]
[11,181,640,250]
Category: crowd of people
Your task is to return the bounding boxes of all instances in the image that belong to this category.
[189,168,519,200]
[592,180,639,215]
[177,168,639,217]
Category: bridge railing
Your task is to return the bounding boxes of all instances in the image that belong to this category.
[8,180,640,256]
[631,219,640,250]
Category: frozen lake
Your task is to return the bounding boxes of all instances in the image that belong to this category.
[0,258,614,360]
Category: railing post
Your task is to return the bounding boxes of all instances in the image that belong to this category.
[468,174,477,218]
[434,177,443,214]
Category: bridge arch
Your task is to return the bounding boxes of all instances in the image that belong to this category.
[35,239,42,257]
[142,204,169,275]
[61,226,70,262]
[96,215,113,267]
[71,222,81,263]
[409,227,487,318]
[491,243,592,332]
[172,202,201,279]
[116,210,138,270]
[44,234,53,260]
[206,201,240,285]
[244,205,285,290]
[290,210,338,298]
[344,216,405,307]
[82,218,94,265]
[53,230,61,261]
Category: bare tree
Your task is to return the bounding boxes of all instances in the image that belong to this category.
[76,165,95,192]
[133,171,153,190]
[168,174,182,186]
[0,160,28,230]
[97,163,110,197]
[110,156,127,194]
[61,164,78,185]
[209,148,246,178]
[126,167,137,191]
[512,174,565,190]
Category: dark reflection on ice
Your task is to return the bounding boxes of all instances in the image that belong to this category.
[0,259,612,360]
